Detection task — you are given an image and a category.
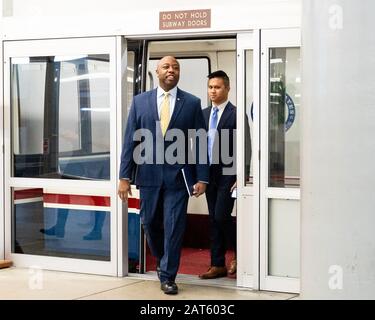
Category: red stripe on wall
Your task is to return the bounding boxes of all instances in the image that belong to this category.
[128,197,140,209]
[14,188,43,200]
[43,193,110,207]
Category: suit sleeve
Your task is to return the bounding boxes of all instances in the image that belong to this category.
[119,99,137,181]
[193,101,210,183]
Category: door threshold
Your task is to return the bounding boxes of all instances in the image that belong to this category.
[127,271,252,291]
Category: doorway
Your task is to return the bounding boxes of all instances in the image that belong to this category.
[125,37,238,287]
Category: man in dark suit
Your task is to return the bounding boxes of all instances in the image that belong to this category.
[118,56,209,294]
[199,70,237,279]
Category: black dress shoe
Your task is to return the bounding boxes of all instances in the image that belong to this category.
[160,281,178,295]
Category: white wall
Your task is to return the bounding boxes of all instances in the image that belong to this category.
[301,0,375,299]
[5,0,300,18]
[1,0,301,40]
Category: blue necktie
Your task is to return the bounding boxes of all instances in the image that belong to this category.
[208,107,219,164]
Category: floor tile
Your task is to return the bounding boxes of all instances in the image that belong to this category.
[0,267,140,300]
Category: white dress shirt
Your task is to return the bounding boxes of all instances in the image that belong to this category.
[157,86,178,120]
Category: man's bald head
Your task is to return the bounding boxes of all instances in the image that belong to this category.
[156,56,180,91]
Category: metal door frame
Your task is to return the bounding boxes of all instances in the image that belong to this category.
[0,40,4,261]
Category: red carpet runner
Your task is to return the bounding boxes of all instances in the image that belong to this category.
[146,247,236,278]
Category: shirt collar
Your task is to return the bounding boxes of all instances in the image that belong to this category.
[157,86,177,98]
[212,100,229,112]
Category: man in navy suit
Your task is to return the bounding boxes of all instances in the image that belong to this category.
[118,56,209,294]
[199,70,237,280]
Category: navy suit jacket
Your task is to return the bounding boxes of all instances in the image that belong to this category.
[203,102,237,187]
[120,88,209,188]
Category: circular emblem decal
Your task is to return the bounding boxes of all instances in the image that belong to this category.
[284,93,296,132]
[250,93,296,132]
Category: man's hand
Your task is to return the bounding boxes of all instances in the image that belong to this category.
[193,182,207,198]
[118,179,132,202]
[230,181,237,193]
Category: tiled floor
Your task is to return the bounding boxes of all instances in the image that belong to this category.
[0,267,298,300]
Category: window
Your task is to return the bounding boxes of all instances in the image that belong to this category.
[268,48,301,188]
[11,54,111,180]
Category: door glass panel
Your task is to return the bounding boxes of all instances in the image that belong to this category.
[11,59,45,156]
[126,51,135,107]
[11,54,110,180]
[268,198,300,278]
[125,50,142,273]
[245,50,254,185]
[268,48,301,188]
[12,187,110,261]
[128,197,140,273]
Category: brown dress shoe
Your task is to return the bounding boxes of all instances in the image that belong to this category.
[199,266,227,279]
[228,259,237,275]
[0,260,12,269]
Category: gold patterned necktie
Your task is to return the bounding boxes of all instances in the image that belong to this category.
[160,92,170,136]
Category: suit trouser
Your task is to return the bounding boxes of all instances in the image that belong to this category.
[140,185,188,282]
[206,183,236,267]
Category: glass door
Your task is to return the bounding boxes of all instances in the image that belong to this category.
[236,31,260,289]
[3,37,119,275]
[260,28,301,293]
[237,29,301,293]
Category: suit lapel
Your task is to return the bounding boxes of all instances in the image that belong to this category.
[168,88,185,129]
[203,107,211,127]
[148,89,159,123]
[217,102,233,130]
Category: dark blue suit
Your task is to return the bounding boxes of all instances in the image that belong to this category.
[120,88,209,282]
[203,102,237,267]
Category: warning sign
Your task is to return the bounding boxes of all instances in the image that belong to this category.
[159,9,211,30]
